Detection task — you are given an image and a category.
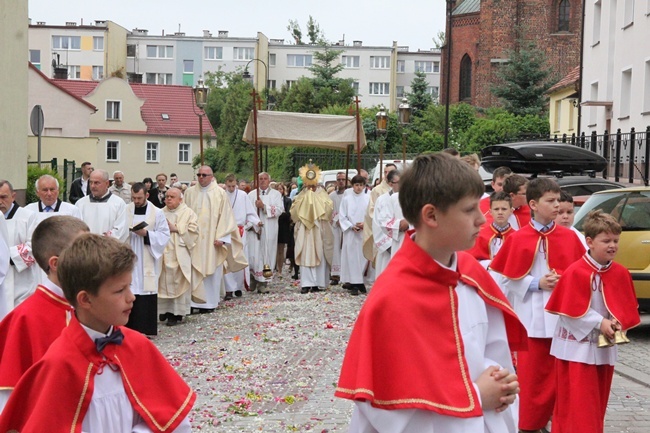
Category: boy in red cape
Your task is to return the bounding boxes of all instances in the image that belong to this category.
[546,210,640,433]
[467,191,514,266]
[336,153,527,433]
[479,166,512,215]
[489,178,586,432]
[0,234,195,432]
[0,216,89,413]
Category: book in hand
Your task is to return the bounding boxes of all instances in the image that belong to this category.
[130,221,148,231]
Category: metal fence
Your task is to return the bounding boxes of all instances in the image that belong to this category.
[27,158,77,201]
[292,152,419,176]
[554,127,650,186]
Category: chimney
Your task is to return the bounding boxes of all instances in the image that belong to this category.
[173,32,186,36]
[203,30,212,38]
[353,40,362,47]
[95,20,107,26]
[53,66,68,79]
[65,21,77,26]
[218,30,228,37]
[36,21,46,25]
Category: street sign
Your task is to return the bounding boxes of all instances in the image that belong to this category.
[30,105,44,137]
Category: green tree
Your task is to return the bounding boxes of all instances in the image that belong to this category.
[491,40,553,116]
[407,71,433,115]
[287,19,303,45]
[432,31,445,49]
[306,16,325,44]
[27,165,64,204]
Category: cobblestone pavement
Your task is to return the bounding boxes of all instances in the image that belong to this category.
[153,272,650,432]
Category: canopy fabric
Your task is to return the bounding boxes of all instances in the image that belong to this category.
[243,110,367,151]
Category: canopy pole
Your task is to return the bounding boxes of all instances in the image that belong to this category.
[345,144,351,186]
[252,89,260,197]
[355,96,362,172]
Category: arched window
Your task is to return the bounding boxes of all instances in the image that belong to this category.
[558,0,570,31]
[459,55,472,102]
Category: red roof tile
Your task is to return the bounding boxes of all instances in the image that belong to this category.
[51,79,215,138]
[547,66,580,94]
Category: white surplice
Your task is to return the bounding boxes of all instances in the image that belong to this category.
[247,188,283,283]
[329,189,345,277]
[0,216,10,320]
[224,189,259,293]
[349,255,518,433]
[3,205,39,313]
[25,200,83,225]
[372,191,409,278]
[76,193,128,242]
[339,189,370,284]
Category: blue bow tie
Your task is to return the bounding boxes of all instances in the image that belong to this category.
[95,329,124,352]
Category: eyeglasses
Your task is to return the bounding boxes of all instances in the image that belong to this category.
[197,174,211,178]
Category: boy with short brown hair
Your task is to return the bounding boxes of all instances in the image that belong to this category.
[468,191,514,265]
[502,173,531,229]
[0,234,195,432]
[336,153,527,432]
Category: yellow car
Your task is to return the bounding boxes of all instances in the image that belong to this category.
[573,186,650,311]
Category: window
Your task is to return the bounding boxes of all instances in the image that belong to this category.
[92,66,103,80]
[268,79,276,89]
[127,44,136,57]
[204,46,223,60]
[369,82,390,95]
[644,60,650,113]
[178,143,191,163]
[427,86,440,98]
[287,54,313,67]
[183,60,194,73]
[106,100,121,120]
[620,68,632,118]
[146,45,173,59]
[351,81,360,95]
[93,36,104,51]
[624,0,635,26]
[592,0,602,45]
[396,60,405,73]
[415,61,438,73]
[29,50,40,68]
[106,140,119,162]
[554,100,562,132]
[285,80,296,89]
[233,47,254,60]
[459,55,472,102]
[146,142,159,163]
[269,53,276,66]
[67,65,80,80]
[342,55,360,68]
[52,35,81,50]
[146,73,173,85]
[396,86,405,98]
[370,56,390,69]
[589,82,599,124]
[558,0,570,31]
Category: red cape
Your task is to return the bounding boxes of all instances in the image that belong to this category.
[545,255,641,330]
[489,222,585,279]
[335,234,527,417]
[479,196,491,215]
[513,205,531,228]
[0,316,195,433]
[466,224,514,261]
[0,285,72,389]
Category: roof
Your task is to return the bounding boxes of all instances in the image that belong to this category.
[28,63,97,111]
[453,0,480,15]
[51,79,215,137]
[547,66,580,94]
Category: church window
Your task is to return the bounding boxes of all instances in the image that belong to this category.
[459,55,472,102]
[558,0,570,32]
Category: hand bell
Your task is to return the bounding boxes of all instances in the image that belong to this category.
[614,330,630,345]
[262,264,273,279]
[597,333,614,348]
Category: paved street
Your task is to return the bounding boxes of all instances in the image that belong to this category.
[154,273,650,432]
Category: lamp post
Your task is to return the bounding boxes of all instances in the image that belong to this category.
[242,58,270,171]
[375,104,388,183]
[443,0,456,149]
[192,78,209,166]
[398,97,411,164]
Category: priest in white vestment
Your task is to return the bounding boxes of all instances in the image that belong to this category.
[0,217,10,319]
[0,180,39,314]
[25,175,83,224]
[159,187,203,326]
[125,183,170,335]
[223,174,259,300]
[75,169,128,243]
[184,166,247,312]
[339,175,371,296]
[328,172,348,285]
[247,172,284,294]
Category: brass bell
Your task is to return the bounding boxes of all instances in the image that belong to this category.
[597,333,614,348]
[262,264,273,279]
[614,330,630,345]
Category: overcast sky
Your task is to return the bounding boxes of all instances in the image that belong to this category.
[29,0,446,51]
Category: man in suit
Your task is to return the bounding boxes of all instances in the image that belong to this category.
[68,162,93,204]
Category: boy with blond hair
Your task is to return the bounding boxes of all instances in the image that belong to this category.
[0,234,195,432]
[490,178,585,432]
[546,210,640,433]
[336,153,527,432]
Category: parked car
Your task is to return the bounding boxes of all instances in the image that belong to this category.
[319,169,358,189]
[370,160,413,186]
[573,186,650,311]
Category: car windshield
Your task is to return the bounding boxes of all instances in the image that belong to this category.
[574,191,650,231]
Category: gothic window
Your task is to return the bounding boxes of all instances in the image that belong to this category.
[459,55,472,102]
[558,0,570,31]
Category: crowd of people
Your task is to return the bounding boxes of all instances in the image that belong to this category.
[0,151,641,432]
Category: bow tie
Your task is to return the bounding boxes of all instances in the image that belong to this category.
[95,329,124,352]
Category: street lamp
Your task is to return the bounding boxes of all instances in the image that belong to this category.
[443,0,456,149]
[192,78,210,165]
[242,58,270,171]
[375,104,388,183]
[398,97,411,164]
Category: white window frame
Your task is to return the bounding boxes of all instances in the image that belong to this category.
[106,100,121,121]
[286,80,296,89]
[287,54,313,67]
[592,0,602,45]
[106,140,120,162]
[29,49,41,67]
[619,67,632,118]
[178,142,191,164]
[269,53,276,66]
[624,0,635,27]
[427,86,439,98]
[233,47,254,60]
[93,36,104,51]
[351,81,360,95]
[396,60,405,73]
[146,45,174,59]
[415,61,435,73]
[268,79,276,90]
[396,86,405,98]
[183,60,194,74]
[52,35,81,50]
[204,46,223,60]
[146,141,160,163]
[369,82,390,95]
[92,65,104,80]
[342,55,360,68]
[370,56,390,69]
[145,73,173,85]
[67,65,81,80]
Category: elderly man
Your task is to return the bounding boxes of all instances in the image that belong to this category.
[159,187,202,326]
[247,172,284,294]
[125,182,170,335]
[68,161,93,204]
[109,170,131,204]
[0,180,39,315]
[223,173,259,300]
[75,169,128,242]
[25,175,82,223]
[184,166,246,313]
[149,173,168,208]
